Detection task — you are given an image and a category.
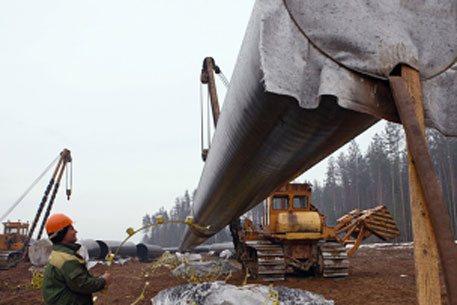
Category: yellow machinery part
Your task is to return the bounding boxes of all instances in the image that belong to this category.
[276,211,321,233]
[280,232,322,239]
[335,205,401,256]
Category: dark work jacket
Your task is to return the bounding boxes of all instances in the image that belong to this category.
[42,243,106,305]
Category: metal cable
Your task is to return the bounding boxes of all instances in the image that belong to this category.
[216,72,230,88]
[66,160,73,200]
[200,82,205,153]
[0,155,60,222]
[207,88,211,147]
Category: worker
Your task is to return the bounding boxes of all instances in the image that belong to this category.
[42,213,112,305]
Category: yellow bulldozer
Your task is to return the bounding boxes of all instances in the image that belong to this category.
[0,221,30,269]
[231,183,400,281]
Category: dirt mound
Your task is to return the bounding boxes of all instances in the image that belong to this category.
[0,245,444,305]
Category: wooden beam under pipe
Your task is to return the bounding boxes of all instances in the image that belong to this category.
[389,66,457,305]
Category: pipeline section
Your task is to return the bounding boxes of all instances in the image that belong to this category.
[178,2,382,251]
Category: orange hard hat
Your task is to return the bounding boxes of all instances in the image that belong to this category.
[46,213,73,235]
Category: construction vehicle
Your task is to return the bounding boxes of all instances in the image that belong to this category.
[0,149,72,269]
[0,221,30,269]
[231,183,400,281]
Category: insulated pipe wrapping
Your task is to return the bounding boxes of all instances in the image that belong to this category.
[180,34,379,249]
[178,7,386,252]
[78,239,102,260]
[28,239,53,267]
[180,0,457,251]
[180,91,377,250]
[136,243,164,262]
[178,1,457,251]
[96,240,137,259]
[178,2,388,251]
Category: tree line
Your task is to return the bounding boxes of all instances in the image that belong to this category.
[311,122,457,242]
[141,190,231,247]
[142,122,457,246]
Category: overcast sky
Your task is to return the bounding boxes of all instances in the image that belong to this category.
[0,1,383,243]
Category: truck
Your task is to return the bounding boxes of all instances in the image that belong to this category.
[231,183,400,281]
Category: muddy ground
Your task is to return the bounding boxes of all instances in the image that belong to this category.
[0,244,449,305]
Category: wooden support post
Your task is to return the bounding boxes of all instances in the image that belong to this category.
[389,65,457,305]
[399,66,442,305]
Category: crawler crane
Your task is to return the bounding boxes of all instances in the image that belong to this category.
[0,149,72,269]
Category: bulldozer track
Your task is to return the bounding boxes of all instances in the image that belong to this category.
[0,251,22,270]
[245,240,286,281]
[319,241,349,277]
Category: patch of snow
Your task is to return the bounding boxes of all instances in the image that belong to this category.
[219,249,233,260]
[151,282,334,305]
[354,242,413,250]
[176,252,202,262]
[87,261,101,270]
[172,260,239,277]
[86,257,131,270]
[78,244,89,264]
[115,257,131,265]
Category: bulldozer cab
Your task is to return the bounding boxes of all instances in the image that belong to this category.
[0,221,29,251]
[262,183,322,234]
[3,222,29,235]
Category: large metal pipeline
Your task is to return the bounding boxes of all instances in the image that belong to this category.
[179,0,426,250]
[178,2,396,251]
[179,46,380,250]
[180,92,377,250]
[179,0,457,254]
[96,240,137,259]
[136,243,164,262]
[79,239,102,260]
